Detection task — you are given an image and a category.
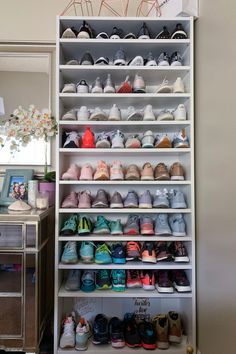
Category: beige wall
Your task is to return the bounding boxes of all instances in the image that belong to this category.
[0,0,235,353]
[195,0,236,353]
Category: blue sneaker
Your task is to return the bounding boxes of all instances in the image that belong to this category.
[111,269,126,292]
[81,270,95,292]
[112,243,126,264]
[169,189,187,209]
[124,191,139,208]
[93,216,110,234]
[79,241,94,263]
[60,214,78,236]
[172,129,189,148]
[154,214,172,236]
[96,269,112,290]
[109,219,123,235]
[61,241,78,264]
[95,243,112,264]
[93,314,110,344]
[169,213,186,236]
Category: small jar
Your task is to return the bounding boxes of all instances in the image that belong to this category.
[36,191,49,210]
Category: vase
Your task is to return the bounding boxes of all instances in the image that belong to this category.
[38,182,55,206]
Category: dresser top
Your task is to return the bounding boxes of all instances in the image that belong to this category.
[0,206,54,222]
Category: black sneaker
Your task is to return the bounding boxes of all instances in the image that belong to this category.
[155,26,170,39]
[171,23,188,39]
[96,269,112,290]
[138,321,156,350]
[138,22,151,39]
[61,26,78,38]
[123,313,142,348]
[93,314,110,344]
[77,20,93,39]
[171,270,191,292]
[109,317,125,348]
[169,241,189,262]
[145,52,157,66]
[80,52,94,65]
[170,51,183,66]
[156,241,173,262]
[96,31,109,39]
[110,26,123,39]
[111,243,126,264]
[95,57,109,65]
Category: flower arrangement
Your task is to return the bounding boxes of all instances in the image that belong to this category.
[1,105,58,176]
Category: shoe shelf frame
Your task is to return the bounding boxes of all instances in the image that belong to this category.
[55,16,195,354]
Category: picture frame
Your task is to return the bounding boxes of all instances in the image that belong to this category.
[0,169,34,206]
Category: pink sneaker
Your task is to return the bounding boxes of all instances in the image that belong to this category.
[78,190,92,208]
[61,164,80,180]
[61,191,78,208]
[110,161,124,181]
[94,160,110,180]
[80,163,93,180]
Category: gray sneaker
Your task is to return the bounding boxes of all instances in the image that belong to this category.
[153,189,170,208]
[65,269,80,291]
[96,132,111,148]
[169,190,187,209]
[124,191,139,208]
[169,213,186,236]
[155,214,172,235]
[110,191,123,208]
[92,189,109,208]
[139,190,152,208]
[124,214,140,235]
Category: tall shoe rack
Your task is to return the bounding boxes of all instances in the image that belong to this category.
[55,16,195,353]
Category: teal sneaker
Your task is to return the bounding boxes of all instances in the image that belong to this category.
[81,270,95,292]
[109,219,123,235]
[93,216,110,234]
[75,318,91,351]
[95,243,112,264]
[60,214,78,236]
[78,216,92,235]
[61,241,78,264]
[79,241,95,263]
[111,269,126,292]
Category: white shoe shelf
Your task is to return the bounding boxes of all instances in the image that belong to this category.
[55,16,195,353]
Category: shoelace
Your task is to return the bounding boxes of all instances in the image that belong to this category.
[127,241,140,252]
[63,319,74,336]
[96,243,111,254]
[98,269,109,280]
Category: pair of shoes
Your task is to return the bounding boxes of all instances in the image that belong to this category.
[156,23,188,39]
[91,75,115,93]
[156,270,191,293]
[61,106,90,121]
[61,20,93,38]
[141,129,190,149]
[157,105,187,121]
[157,51,183,66]
[124,213,186,236]
[61,190,92,209]
[60,313,89,349]
[123,313,155,349]
[152,311,183,349]
[93,314,125,347]
[61,80,90,94]
[156,77,185,93]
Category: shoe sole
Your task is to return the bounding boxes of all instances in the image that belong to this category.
[94,175,109,181]
[125,229,139,235]
[157,342,170,350]
[96,141,111,148]
[142,256,156,263]
[127,113,143,121]
[141,176,154,181]
[155,285,174,293]
[61,259,78,264]
[93,229,110,234]
[111,341,125,348]
[124,204,139,208]
[133,89,146,93]
[81,257,93,263]
[139,203,152,208]
[126,283,142,288]
[110,174,123,180]
[155,143,172,148]
[173,283,191,292]
[172,231,186,236]
[169,335,182,343]
[174,143,189,148]
[142,342,156,350]
[155,231,172,236]
[92,202,109,208]
[171,176,184,180]
[125,342,142,348]
[171,203,187,209]
[153,203,169,208]
[114,59,126,65]
[125,175,140,180]
[141,229,154,235]
[110,203,124,208]
[90,114,107,121]
[156,87,172,93]
[174,256,189,262]
[142,284,155,290]
[75,345,88,351]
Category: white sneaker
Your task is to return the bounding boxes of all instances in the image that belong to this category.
[156,79,172,93]
[108,104,121,121]
[129,56,144,66]
[77,106,90,121]
[62,83,76,93]
[143,104,155,121]
[76,80,89,93]
[90,107,107,121]
[127,106,143,121]
[91,77,103,93]
[59,315,75,349]
[173,104,187,121]
[157,110,174,121]
[62,109,76,120]
[104,74,115,93]
[173,77,185,93]
[133,74,146,93]
[111,130,125,148]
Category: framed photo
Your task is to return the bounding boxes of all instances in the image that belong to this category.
[0,169,34,206]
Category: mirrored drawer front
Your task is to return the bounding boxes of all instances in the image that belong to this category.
[0,254,23,293]
[0,224,23,249]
